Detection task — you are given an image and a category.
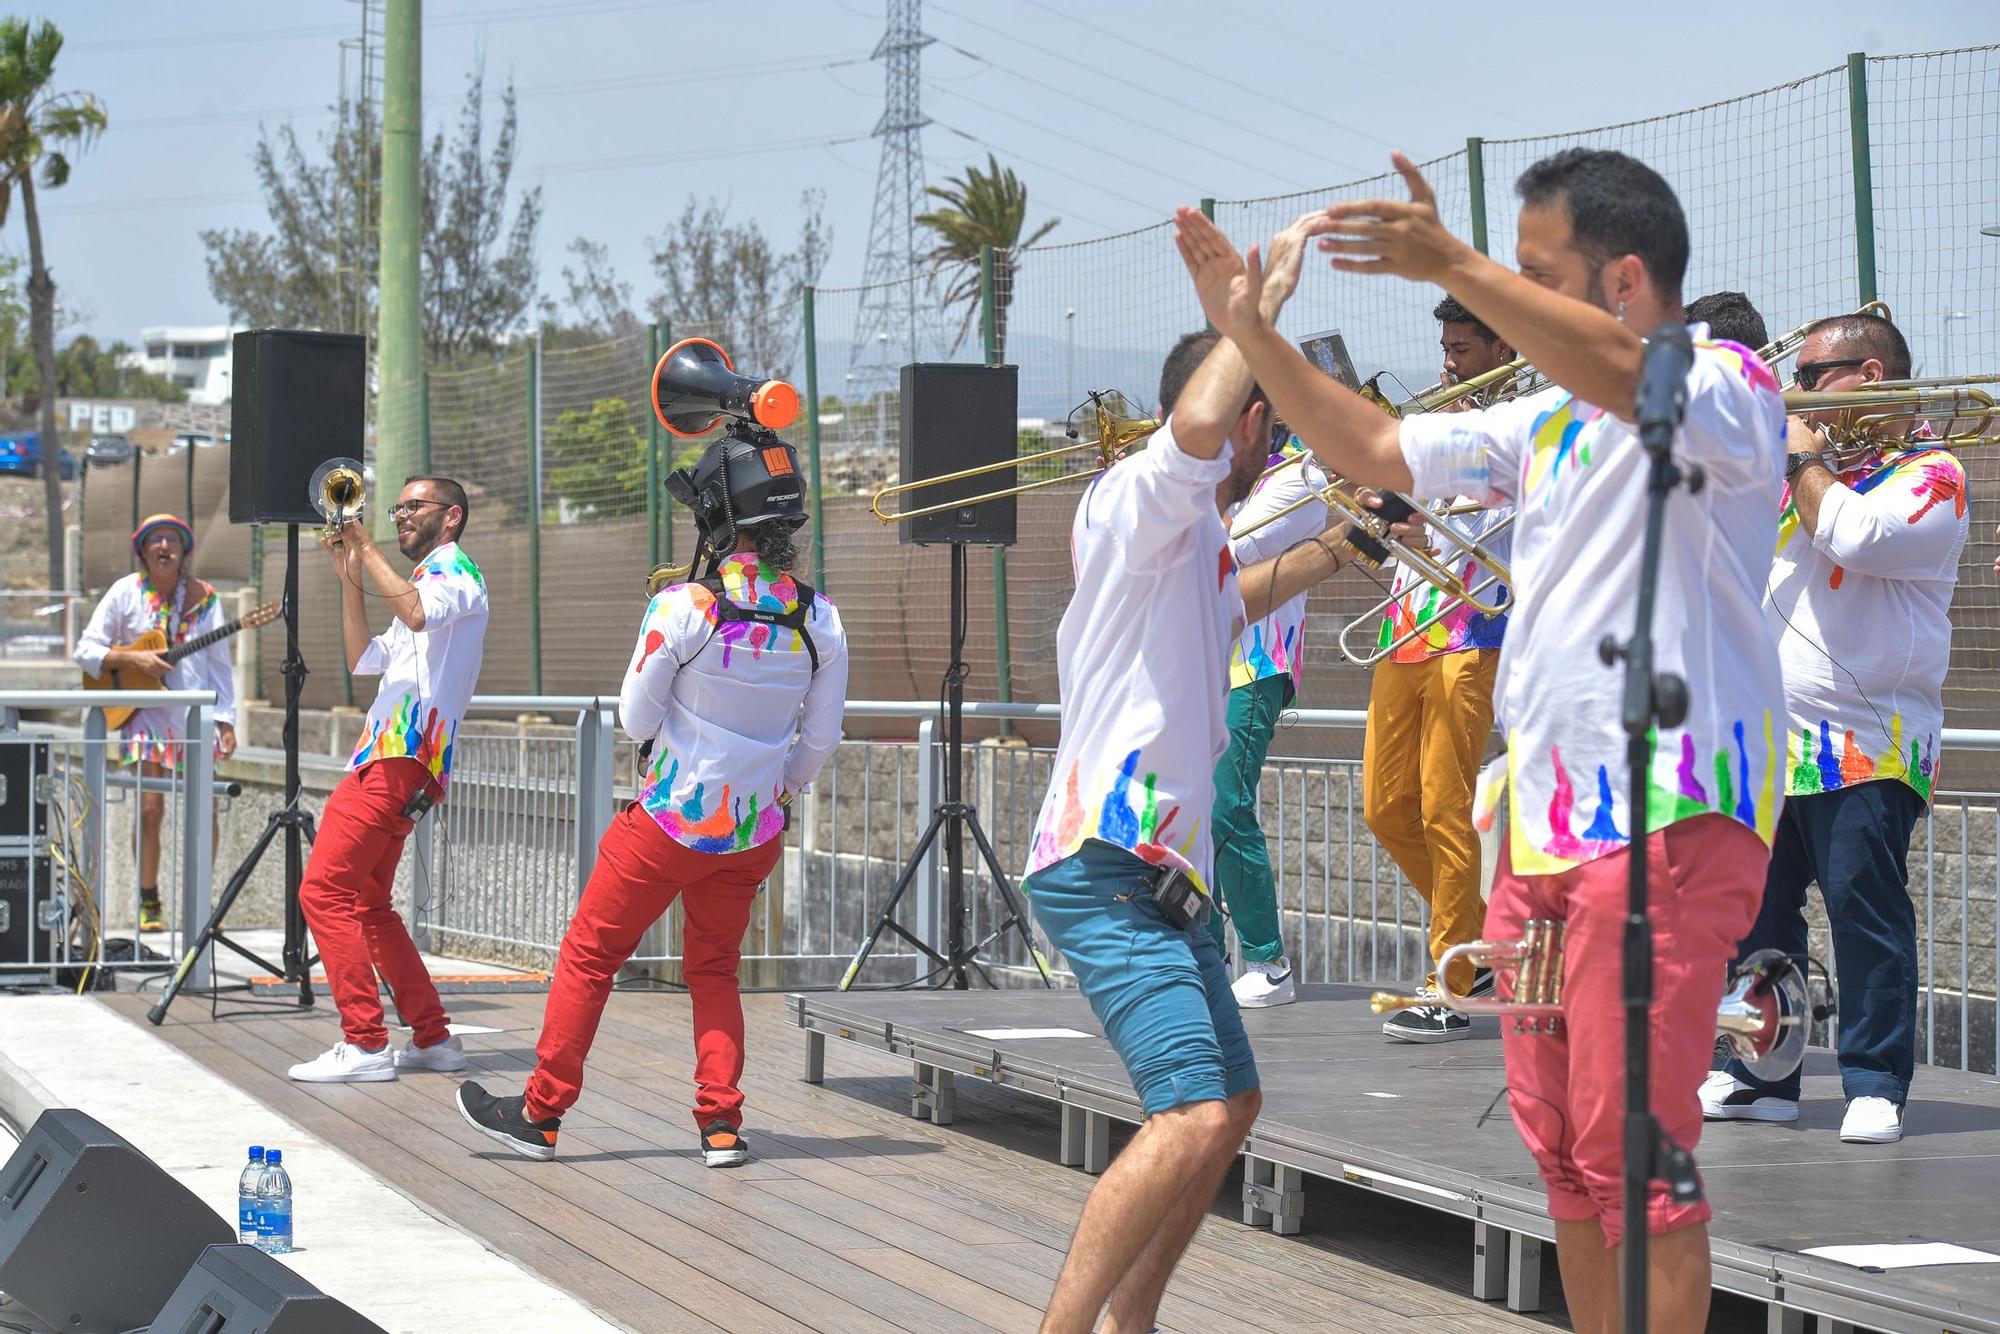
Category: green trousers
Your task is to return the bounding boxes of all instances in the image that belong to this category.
[1206,673,1292,964]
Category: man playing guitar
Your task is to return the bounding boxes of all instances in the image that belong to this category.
[74,514,238,933]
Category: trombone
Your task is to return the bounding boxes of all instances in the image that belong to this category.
[869,389,1159,525]
[1782,381,2000,471]
[1756,300,1893,370]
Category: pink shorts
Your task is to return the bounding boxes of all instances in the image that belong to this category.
[1487,813,1765,1247]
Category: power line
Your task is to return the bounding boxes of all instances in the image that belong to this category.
[926,1,1374,181]
[930,121,1137,234]
[529,131,873,179]
[926,41,1318,191]
[1012,0,1404,159]
[114,51,872,132]
[71,0,716,55]
[922,80,1183,204]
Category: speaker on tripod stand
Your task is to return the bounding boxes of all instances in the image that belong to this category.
[149,330,367,1025]
[840,363,1051,990]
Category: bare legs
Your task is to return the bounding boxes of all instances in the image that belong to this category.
[1041,1088,1261,1334]
[1553,1218,1711,1334]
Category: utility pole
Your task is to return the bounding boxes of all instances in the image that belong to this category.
[851,0,938,392]
[375,0,421,538]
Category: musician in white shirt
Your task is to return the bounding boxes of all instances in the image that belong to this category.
[74,513,236,932]
[457,432,848,1170]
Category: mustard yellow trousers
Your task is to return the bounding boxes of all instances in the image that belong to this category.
[1362,649,1500,995]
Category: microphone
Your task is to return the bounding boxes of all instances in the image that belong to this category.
[1635,321,1696,451]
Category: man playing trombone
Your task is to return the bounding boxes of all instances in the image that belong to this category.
[1175,147,1787,1334]
[1368,297,1516,1041]
[1703,310,1967,1144]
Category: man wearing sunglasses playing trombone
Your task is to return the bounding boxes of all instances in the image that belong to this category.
[1704,310,1968,1144]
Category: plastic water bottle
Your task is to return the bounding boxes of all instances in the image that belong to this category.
[257,1149,293,1255]
[237,1146,266,1244]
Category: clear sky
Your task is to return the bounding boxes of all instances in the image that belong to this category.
[30,0,1999,347]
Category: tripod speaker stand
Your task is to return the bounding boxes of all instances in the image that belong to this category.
[149,523,317,1024]
[840,542,1052,990]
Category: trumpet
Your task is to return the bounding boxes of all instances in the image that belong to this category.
[1369,926,1817,1082]
[1232,376,1519,623]
[309,457,366,542]
[870,389,1159,525]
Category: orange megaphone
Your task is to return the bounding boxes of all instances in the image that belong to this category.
[650,337,801,439]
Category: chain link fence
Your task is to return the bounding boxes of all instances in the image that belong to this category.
[68,43,1971,739]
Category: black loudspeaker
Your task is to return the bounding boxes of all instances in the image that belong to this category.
[0,737,49,840]
[147,1245,390,1334]
[897,362,1018,547]
[229,330,367,525]
[0,1109,233,1333]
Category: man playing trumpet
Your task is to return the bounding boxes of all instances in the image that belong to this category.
[1176,147,1787,1334]
[1369,297,1515,1041]
[1704,310,1967,1144]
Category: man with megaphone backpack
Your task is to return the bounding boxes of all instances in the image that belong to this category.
[457,343,849,1168]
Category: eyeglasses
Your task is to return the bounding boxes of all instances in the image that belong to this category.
[387,499,445,519]
[1793,359,1868,392]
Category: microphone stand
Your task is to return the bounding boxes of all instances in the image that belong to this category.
[1597,330,1706,1334]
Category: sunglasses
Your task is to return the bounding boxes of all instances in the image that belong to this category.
[1793,358,1868,392]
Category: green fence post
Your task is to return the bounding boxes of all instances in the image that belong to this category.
[1847,51,1878,304]
[647,322,662,569]
[1466,137,1489,257]
[1199,196,1214,220]
[527,335,544,694]
[419,369,431,473]
[981,245,1015,727]
[658,320,673,568]
[802,288,826,591]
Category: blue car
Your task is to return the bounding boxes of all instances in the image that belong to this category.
[0,433,78,481]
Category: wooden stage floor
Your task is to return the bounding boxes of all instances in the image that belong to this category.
[94,987,1757,1334]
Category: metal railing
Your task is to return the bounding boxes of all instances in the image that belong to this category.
[413,696,2000,1074]
[0,591,81,662]
[7,685,1993,1075]
[0,689,218,988]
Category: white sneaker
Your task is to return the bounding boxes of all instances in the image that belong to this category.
[395,1034,468,1073]
[1232,958,1296,1008]
[1840,1095,1903,1144]
[288,1042,396,1083]
[1699,1069,1798,1122]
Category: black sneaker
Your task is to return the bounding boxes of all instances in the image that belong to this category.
[457,1081,560,1160]
[701,1121,749,1168]
[1466,966,1497,999]
[1382,1003,1472,1043]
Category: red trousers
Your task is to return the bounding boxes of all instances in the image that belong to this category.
[525,803,779,1129]
[298,759,450,1051]
[1487,812,1765,1247]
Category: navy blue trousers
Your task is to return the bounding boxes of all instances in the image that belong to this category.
[1725,779,1924,1104]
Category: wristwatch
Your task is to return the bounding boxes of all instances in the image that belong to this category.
[1785,451,1821,482]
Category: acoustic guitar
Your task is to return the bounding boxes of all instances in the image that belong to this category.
[83,600,282,729]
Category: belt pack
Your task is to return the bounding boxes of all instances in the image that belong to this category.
[1147,862,1209,930]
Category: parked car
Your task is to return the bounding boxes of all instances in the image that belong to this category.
[0,433,78,480]
[85,434,135,467]
[166,431,217,454]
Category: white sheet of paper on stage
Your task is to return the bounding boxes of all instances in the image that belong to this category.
[962,1027,1092,1040]
[1801,1242,2000,1270]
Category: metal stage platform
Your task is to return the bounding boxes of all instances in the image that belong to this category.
[794,984,2000,1334]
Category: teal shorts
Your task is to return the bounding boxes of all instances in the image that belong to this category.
[1024,841,1260,1115]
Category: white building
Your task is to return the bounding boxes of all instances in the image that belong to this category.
[120,325,241,405]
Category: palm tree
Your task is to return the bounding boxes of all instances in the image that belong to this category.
[916,154,1057,362]
[0,18,105,589]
